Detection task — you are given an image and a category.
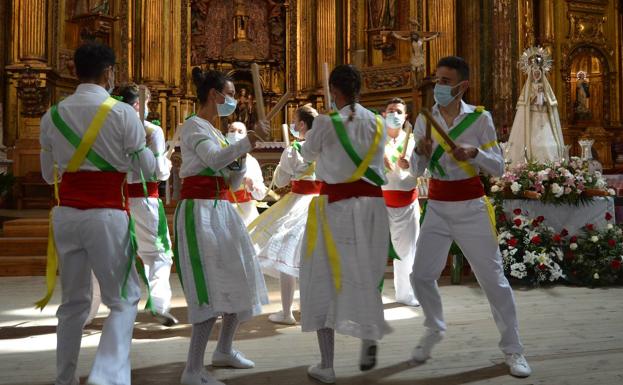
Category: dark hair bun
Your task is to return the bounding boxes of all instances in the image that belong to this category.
[191,67,232,105]
[192,67,205,87]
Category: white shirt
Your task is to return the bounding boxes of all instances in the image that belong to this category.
[128,121,171,183]
[411,100,504,180]
[383,129,418,191]
[273,143,316,188]
[39,83,155,184]
[179,115,251,190]
[302,103,387,185]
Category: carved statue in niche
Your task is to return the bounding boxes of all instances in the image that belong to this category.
[234,88,254,128]
[574,71,591,120]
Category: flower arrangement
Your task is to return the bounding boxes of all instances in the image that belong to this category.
[498,208,565,285]
[497,209,623,287]
[562,214,623,286]
[489,158,615,205]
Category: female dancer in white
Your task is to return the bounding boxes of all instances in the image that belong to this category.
[175,67,269,385]
[300,65,391,383]
[249,104,321,325]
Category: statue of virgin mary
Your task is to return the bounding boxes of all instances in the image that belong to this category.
[505,47,565,165]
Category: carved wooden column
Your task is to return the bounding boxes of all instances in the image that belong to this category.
[492,0,514,129]
[457,0,481,105]
[426,0,456,73]
[316,0,337,94]
[297,0,316,91]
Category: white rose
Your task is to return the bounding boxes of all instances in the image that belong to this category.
[591,235,599,243]
[491,185,501,193]
[551,183,564,198]
[570,243,578,250]
[607,224,614,230]
[564,187,572,195]
[593,273,599,280]
[608,188,616,196]
[511,182,521,194]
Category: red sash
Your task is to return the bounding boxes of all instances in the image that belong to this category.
[320,180,383,203]
[428,176,485,201]
[226,189,253,203]
[59,171,126,210]
[127,181,159,198]
[181,176,229,200]
[382,189,418,208]
[291,180,323,195]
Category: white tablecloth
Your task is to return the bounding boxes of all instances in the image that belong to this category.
[502,197,615,235]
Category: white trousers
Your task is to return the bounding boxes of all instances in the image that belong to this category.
[128,197,173,313]
[53,207,140,385]
[410,198,524,354]
[387,201,419,304]
[87,197,173,319]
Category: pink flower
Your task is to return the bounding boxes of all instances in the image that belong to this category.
[508,238,518,247]
[513,218,522,227]
[531,235,542,245]
[513,208,522,215]
[605,212,613,221]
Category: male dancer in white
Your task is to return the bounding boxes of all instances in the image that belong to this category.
[300,64,391,384]
[409,56,531,378]
[119,83,178,326]
[85,85,178,327]
[226,121,268,225]
[381,97,420,307]
[39,43,155,385]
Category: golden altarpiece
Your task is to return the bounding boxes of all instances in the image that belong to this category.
[1,0,622,208]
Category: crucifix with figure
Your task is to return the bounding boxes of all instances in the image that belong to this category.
[381,19,440,122]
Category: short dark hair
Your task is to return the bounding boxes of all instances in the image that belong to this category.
[73,43,116,81]
[295,104,318,131]
[385,97,406,108]
[191,67,231,105]
[436,56,469,81]
[112,83,139,105]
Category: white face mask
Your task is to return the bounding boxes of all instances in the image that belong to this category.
[385,112,406,129]
[227,131,246,143]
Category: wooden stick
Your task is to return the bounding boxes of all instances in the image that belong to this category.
[401,124,412,157]
[251,63,266,121]
[281,123,290,146]
[420,108,457,150]
[322,62,331,111]
[165,123,183,159]
[266,91,292,122]
[138,86,146,126]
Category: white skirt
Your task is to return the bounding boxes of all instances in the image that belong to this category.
[235,200,260,226]
[250,193,316,278]
[174,199,269,324]
[300,196,392,340]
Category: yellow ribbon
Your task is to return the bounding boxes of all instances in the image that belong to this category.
[66,97,118,172]
[35,164,60,310]
[480,139,498,151]
[345,114,383,183]
[483,196,498,241]
[431,128,477,178]
[305,195,342,292]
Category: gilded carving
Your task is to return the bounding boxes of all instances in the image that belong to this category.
[15,66,49,117]
[361,65,411,92]
[568,13,606,44]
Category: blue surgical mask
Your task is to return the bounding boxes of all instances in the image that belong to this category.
[330,101,337,111]
[433,83,462,107]
[385,112,406,129]
[289,123,301,139]
[217,93,238,117]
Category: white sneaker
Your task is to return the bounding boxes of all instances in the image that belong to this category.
[412,329,445,362]
[397,298,420,307]
[212,349,255,368]
[307,364,336,384]
[268,311,296,325]
[180,368,224,385]
[153,311,179,327]
[505,353,532,377]
[359,340,377,371]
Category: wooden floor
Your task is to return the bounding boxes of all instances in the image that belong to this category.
[0,275,622,385]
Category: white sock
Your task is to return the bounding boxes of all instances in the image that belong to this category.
[216,313,239,354]
[186,318,216,373]
[316,328,335,369]
[280,273,296,316]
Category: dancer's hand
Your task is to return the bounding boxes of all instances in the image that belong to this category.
[452,146,478,161]
[384,155,393,171]
[397,155,410,170]
[416,138,433,158]
[244,177,254,191]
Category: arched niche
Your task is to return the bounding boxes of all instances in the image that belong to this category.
[562,44,611,127]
